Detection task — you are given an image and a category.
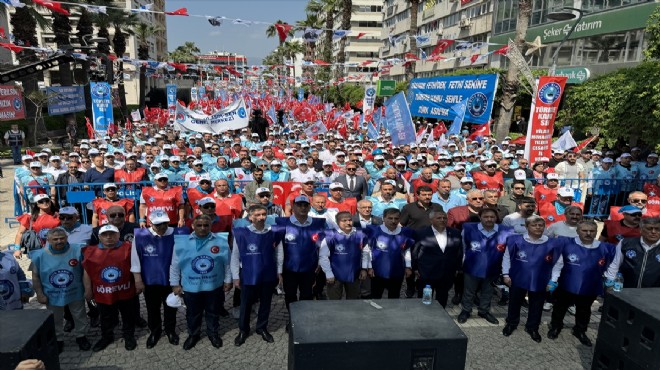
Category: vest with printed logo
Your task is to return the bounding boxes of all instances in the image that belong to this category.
[173,233,229,292]
[463,223,514,279]
[233,227,281,285]
[275,217,326,273]
[134,228,179,286]
[82,242,135,304]
[368,226,414,279]
[603,220,641,244]
[559,240,615,296]
[142,186,183,225]
[93,198,134,225]
[0,253,22,310]
[619,238,660,288]
[30,244,84,306]
[507,235,563,292]
[325,229,367,283]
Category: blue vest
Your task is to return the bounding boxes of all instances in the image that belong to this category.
[0,252,23,310]
[134,228,176,286]
[173,233,229,293]
[507,235,563,292]
[275,217,327,273]
[326,229,368,283]
[367,196,406,218]
[368,226,414,279]
[558,240,616,296]
[462,223,514,279]
[233,227,281,285]
[30,244,85,306]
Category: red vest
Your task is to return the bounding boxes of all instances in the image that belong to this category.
[411,178,440,195]
[538,201,582,225]
[82,242,135,305]
[114,168,146,184]
[603,220,641,244]
[142,186,183,225]
[212,193,243,220]
[644,183,660,213]
[326,197,358,215]
[187,187,212,217]
[609,206,660,221]
[534,185,558,208]
[93,198,135,225]
[472,172,504,193]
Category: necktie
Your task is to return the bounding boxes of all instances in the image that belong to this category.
[349,176,355,191]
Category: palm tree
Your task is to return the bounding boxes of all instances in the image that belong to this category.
[495,0,532,142]
[134,22,162,109]
[51,8,77,128]
[295,12,323,83]
[109,9,137,119]
[169,41,201,63]
[306,0,341,82]
[336,0,353,79]
[406,0,422,82]
[280,40,305,82]
[76,7,94,120]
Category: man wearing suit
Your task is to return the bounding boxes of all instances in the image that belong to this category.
[336,162,368,201]
[352,200,383,228]
[412,209,463,308]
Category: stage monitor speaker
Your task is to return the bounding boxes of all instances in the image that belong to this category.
[288,300,467,370]
[593,288,660,370]
[0,310,60,370]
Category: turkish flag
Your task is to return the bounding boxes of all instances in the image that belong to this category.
[468,122,491,140]
[274,23,293,44]
[432,39,454,55]
[432,123,447,139]
[272,182,301,208]
[33,0,70,16]
[165,7,188,16]
[493,45,509,55]
[510,136,527,145]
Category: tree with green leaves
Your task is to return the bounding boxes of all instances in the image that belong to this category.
[109,8,137,119]
[644,5,660,60]
[335,0,353,79]
[169,41,201,63]
[51,7,77,128]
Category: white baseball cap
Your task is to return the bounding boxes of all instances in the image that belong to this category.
[197,197,216,206]
[192,160,203,166]
[546,173,559,180]
[329,182,345,190]
[33,194,50,203]
[166,293,184,308]
[49,156,61,161]
[460,177,474,183]
[59,206,79,215]
[557,187,575,198]
[154,173,169,180]
[514,169,526,180]
[322,161,333,167]
[255,187,271,195]
[103,183,118,190]
[149,211,170,224]
[30,161,42,168]
[169,156,181,162]
[374,155,385,161]
[99,224,120,234]
[21,155,33,161]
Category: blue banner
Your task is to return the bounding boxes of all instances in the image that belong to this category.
[90,82,113,134]
[409,74,498,124]
[297,88,305,102]
[46,86,85,115]
[166,84,177,115]
[384,92,416,145]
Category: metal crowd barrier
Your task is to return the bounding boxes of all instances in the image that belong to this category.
[15,177,656,223]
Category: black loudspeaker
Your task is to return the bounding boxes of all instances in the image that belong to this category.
[288,300,467,370]
[593,288,660,370]
[0,310,60,370]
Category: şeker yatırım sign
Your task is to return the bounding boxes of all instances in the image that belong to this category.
[0,85,25,121]
[524,76,568,164]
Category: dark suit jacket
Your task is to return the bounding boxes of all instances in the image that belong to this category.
[412,226,463,282]
[352,214,383,228]
[336,174,368,201]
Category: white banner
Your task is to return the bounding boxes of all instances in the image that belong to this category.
[173,98,250,134]
[362,85,376,123]
[130,109,141,122]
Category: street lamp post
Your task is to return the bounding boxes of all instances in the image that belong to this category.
[547,7,585,76]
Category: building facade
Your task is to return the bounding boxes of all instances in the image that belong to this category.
[490,0,654,80]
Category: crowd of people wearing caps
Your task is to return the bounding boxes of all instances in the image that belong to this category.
[2,120,660,354]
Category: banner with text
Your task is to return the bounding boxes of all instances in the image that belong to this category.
[525,76,568,163]
[173,98,249,134]
[166,84,177,116]
[362,85,376,123]
[90,82,114,134]
[46,86,85,116]
[409,74,498,124]
[0,85,25,121]
[384,92,416,145]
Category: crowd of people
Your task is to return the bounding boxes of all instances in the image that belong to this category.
[2,117,660,356]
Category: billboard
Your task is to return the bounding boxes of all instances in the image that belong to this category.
[46,86,85,115]
[0,85,25,121]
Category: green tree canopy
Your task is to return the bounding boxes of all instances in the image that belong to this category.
[169,41,201,63]
[644,5,660,60]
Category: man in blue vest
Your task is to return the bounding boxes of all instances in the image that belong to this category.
[30,228,91,352]
[547,220,616,347]
[170,214,232,350]
[502,215,563,342]
[275,195,327,312]
[231,204,284,346]
[365,208,415,299]
[319,211,369,300]
[458,208,514,324]
[131,211,180,349]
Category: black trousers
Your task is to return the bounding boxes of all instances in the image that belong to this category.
[239,281,277,333]
[371,276,403,299]
[506,285,545,331]
[283,269,315,310]
[313,269,326,298]
[550,288,597,333]
[416,277,453,307]
[453,272,464,297]
[97,296,137,340]
[144,285,177,334]
[183,287,223,337]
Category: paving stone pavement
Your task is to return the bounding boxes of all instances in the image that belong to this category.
[0,160,599,370]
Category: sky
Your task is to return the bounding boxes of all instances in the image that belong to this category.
[166,0,308,65]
